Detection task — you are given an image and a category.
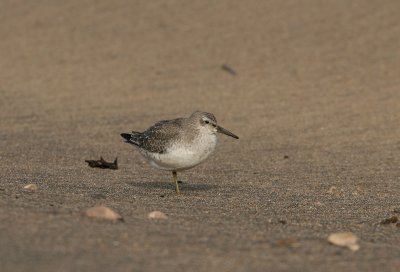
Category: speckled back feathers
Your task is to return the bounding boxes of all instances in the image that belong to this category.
[122,111,216,154]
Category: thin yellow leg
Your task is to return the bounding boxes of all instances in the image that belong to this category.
[172,171,180,194]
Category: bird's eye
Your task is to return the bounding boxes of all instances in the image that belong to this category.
[205,120,209,124]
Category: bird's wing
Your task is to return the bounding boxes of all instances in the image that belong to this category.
[130,118,184,154]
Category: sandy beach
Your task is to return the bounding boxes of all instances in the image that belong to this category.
[1,1,399,271]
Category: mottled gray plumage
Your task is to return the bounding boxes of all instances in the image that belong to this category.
[122,111,217,154]
[127,118,185,153]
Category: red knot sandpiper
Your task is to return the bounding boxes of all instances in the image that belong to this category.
[121,111,239,194]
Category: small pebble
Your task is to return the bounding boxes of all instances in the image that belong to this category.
[86,206,123,222]
[328,232,359,251]
[148,211,168,220]
[23,184,38,192]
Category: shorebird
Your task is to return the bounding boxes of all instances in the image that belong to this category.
[121,111,239,194]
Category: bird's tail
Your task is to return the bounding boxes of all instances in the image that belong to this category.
[121,131,141,146]
[121,133,132,141]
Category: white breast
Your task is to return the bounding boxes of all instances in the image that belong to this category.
[142,132,218,171]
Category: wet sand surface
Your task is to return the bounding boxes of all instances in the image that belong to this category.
[1,1,400,271]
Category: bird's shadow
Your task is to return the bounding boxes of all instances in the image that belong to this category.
[126,180,218,192]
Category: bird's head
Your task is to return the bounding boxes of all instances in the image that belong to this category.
[191,111,239,139]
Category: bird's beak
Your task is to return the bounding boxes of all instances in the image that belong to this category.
[217,125,239,139]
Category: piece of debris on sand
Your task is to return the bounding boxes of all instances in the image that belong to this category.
[85,206,123,222]
[85,157,118,169]
[328,232,359,251]
[380,216,398,225]
[148,211,168,220]
[276,238,300,248]
[221,64,237,76]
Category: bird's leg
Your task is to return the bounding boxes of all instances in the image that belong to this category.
[172,171,180,194]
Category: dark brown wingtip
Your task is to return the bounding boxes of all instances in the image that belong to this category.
[120,133,131,141]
